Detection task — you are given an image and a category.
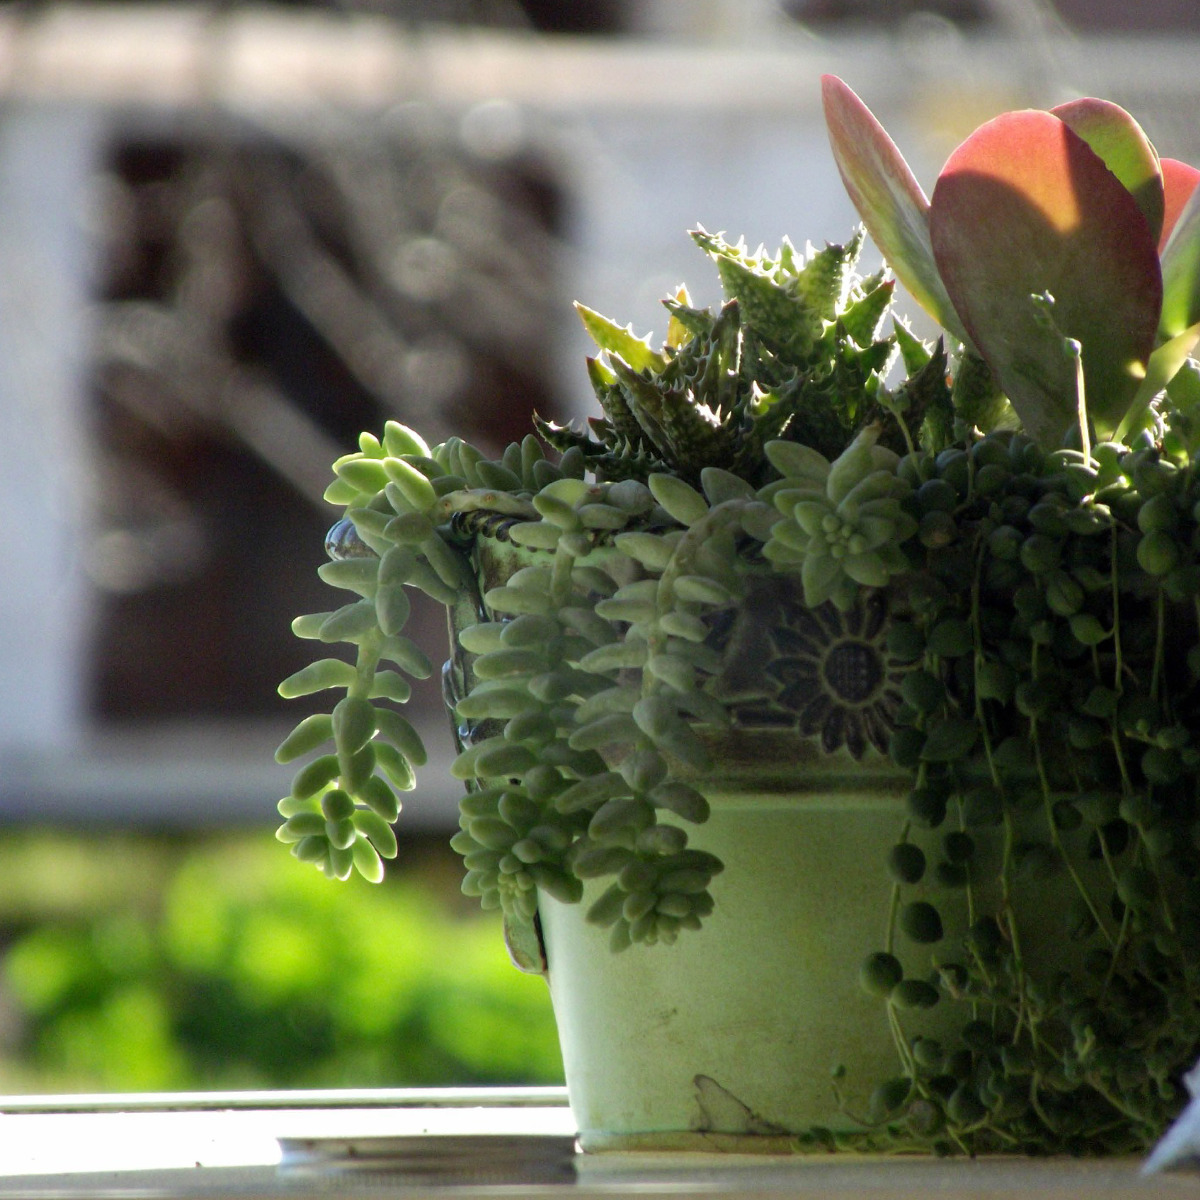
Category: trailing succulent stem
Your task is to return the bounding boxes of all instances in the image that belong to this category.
[847,427,1200,1155]
[279,225,1200,1155]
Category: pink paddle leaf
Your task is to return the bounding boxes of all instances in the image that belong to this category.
[1160,158,1200,252]
[930,110,1162,446]
[1158,160,1200,338]
[820,75,967,344]
[1050,97,1164,247]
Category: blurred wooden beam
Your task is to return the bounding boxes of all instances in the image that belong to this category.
[0,4,1195,119]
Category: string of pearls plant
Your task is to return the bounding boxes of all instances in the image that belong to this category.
[277,225,1200,1154]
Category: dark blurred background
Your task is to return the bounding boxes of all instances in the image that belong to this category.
[0,0,1197,1092]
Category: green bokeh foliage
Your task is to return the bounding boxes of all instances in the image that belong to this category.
[0,831,562,1092]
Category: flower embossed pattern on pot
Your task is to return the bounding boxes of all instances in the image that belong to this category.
[711,586,905,757]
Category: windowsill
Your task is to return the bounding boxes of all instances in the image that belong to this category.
[0,1088,1189,1198]
[0,1087,570,1174]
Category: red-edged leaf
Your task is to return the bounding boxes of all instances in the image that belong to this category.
[1160,181,1200,339]
[1050,97,1163,247]
[930,110,1162,447]
[1158,160,1200,339]
[821,75,967,343]
[1160,159,1200,252]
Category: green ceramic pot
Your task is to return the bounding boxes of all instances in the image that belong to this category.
[445,526,1093,1152]
[446,528,924,1148]
[540,779,913,1151]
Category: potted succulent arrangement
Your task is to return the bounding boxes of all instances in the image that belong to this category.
[274,75,1200,1156]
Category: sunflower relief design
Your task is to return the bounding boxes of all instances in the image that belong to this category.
[708,579,908,759]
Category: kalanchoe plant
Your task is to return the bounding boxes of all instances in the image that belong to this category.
[277,81,1200,1156]
[822,75,1200,451]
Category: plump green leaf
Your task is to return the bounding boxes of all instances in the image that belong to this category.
[382,419,430,458]
[332,697,377,757]
[275,714,334,764]
[382,456,439,513]
[647,473,709,527]
[278,658,357,699]
[351,837,385,883]
[353,808,399,859]
[919,717,979,762]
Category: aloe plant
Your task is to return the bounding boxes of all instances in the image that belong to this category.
[538,229,948,484]
[822,76,1200,450]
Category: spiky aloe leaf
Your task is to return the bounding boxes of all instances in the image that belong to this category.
[606,360,672,452]
[711,254,820,361]
[662,296,714,344]
[831,326,894,382]
[893,320,932,374]
[535,415,595,456]
[791,235,860,328]
[585,355,617,390]
[692,230,825,362]
[815,334,899,449]
[1159,174,1200,339]
[839,275,894,346]
[1050,97,1164,246]
[951,350,1011,436]
[583,443,667,483]
[820,74,967,343]
[534,417,666,483]
[882,337,953,451]
[601,385,653,452]
[665,286,701,349]
[929,109,1161,447]
[608,356,727,480]
[576,304,666,374]
[690,300,743,418]
[581,356,660,458]
[691,230,863,365]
